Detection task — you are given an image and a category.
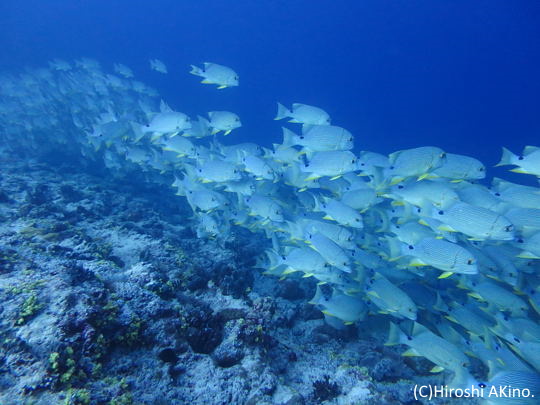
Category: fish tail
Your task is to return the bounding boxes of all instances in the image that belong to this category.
[265,248,283,270]
[189,64,203,77]
[281,127,297,147]
[275,102,291,120]
[496,147,517,167]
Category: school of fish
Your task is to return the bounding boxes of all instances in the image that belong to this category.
[0,58,539,398]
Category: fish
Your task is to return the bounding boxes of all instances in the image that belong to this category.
[208,111,241,135]
[195,160,242,183]
[113,63,134,78]
[386,322,470,379]
[159,135,196,157]
[431,202,515,241]
[478,371,540,405]
[386,146,446,184]
[149,59,167,74]
[305,232,352,272]
[265,246,327,275]
[316,197,364,229]
[402,237,478,277]
[142,111,192,138]
[300,150,358,180]
[431,153,486,181]
[244,194,284,223]
[281,125,353,153]
[274,102,331,125]
[496,146,540,177]
[366,273,418,320]
[310,285,367,324]
[467,279,529,317]
[190,62,239,89]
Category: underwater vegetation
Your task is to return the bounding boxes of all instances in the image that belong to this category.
[0,59,539,404]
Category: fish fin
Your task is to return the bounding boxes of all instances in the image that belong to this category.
[430,366,445,373]
[417,173,430,181]
[418,219,430,227]
[298,187,307,192]
[435,236,443,239]
[344,321,354,325]
[445,315,458,323]
[438,271,454,279]
[402,349,420,357]
[450,179,463,183]
[282,267,298,275]
[223,130,231,136]
[217,85,227,89]
[302,273,315,278]
[329,175,342,181]
[517,251,540,259]
[305,175,321,181]
[509,168,529,174]
[468,292,484,301]
[437,225,456,232]
[495,147,517,167]
[367,290,381,299]
[389,177,405,186]
[391,200,405,206]
[409,259,427,267]
[318,281,328,286]
[211,128,220,135]
[322,215,335,221]
[524,145,540,155]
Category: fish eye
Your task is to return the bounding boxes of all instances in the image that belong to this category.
[494,192,501,196]
[517,238,524,243]
[233,169,238,173]
[397,185,404,189]
[479,167,484,171]
[235,118,239,121]
[504,225,513,232]
[518,156,524,160]
[407,336,412,341]
[299,136,304,140]
[145,124,150,127]
[389,166,395,170]
[408,245,414,250]
[360,162,365,166]
[438,210,444,215]
[467,259,474,265]
[478,383,486,389]
[440,153,446,158]
[514,337,521,343]
[351,159,356,164]
[343,262,348,266]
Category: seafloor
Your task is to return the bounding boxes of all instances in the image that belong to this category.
[0,151,478,405]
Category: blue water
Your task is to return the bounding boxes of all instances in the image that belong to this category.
[1,0,539,167]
